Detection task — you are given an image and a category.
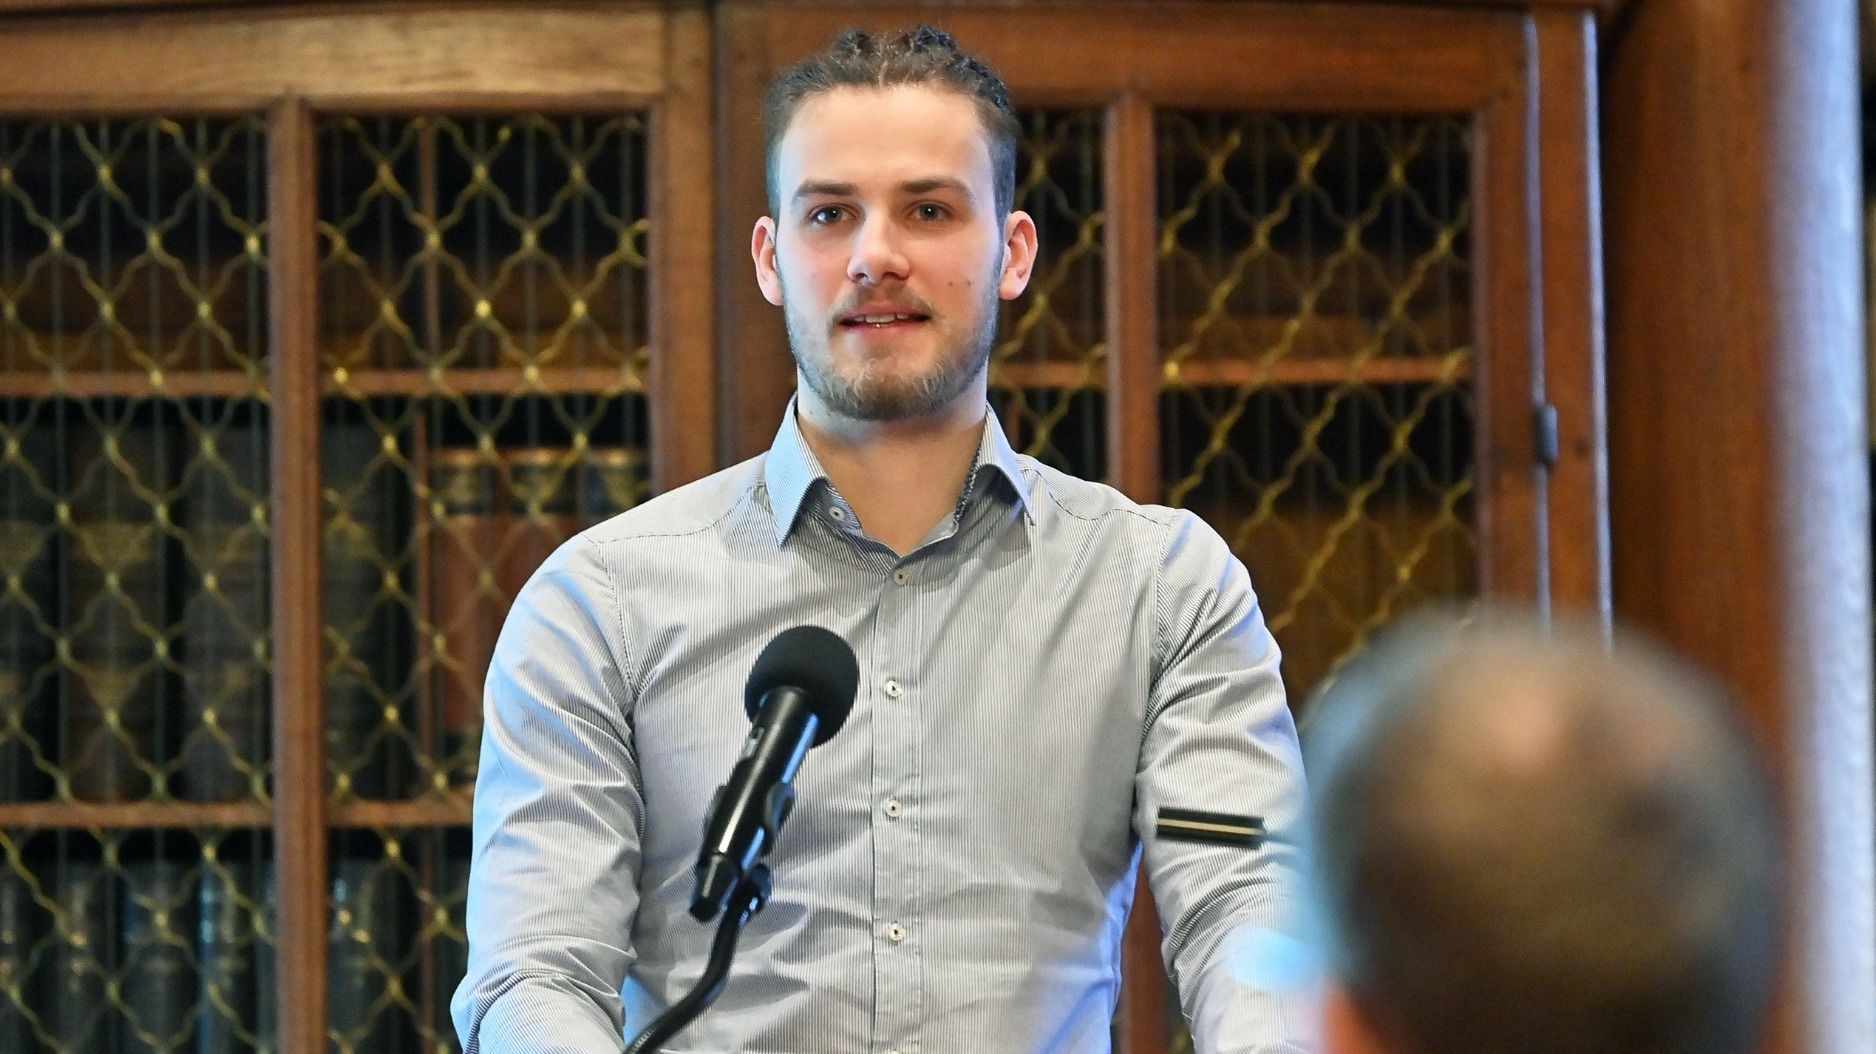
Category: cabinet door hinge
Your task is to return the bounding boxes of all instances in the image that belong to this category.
[1534,403,1560,469]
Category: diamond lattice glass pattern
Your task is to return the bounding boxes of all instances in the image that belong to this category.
[1159,112,1476,710]
[318,115,648,376]
[989,111,1107,479]
[325,829,468,1054]
[0,118,271,809]
[316,114,652,815]
[0,828,277,1053]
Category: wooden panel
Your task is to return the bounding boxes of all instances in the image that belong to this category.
[0,0,1618,13]
[1532,10,1608,620]
[1104,93,1157,504]
[649,3,718,490]
[331,798,474,829]
[746,2,1519,112]
[320,366,645,399]
[267,98,327,1054]
[716,1,797,463]
[1604,0,1873,1051]
[1001,356,1471,391]
[1471,17,1543,603]
[0,4,671,111]
[0,802,270,828]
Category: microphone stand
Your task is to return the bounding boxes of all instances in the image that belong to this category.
[623,865,773,1054]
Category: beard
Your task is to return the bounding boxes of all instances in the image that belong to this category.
[783,267,1002,422]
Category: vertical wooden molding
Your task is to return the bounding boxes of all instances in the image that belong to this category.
[1104,92,1158,505]
[650,3,718,491]
[1532,10,1610,623]
[1472,19,1544,604]
[1605,0,1874,1050]
[1103,91,1168,1054]
[716,2,793,466]
[266,96,328,1054]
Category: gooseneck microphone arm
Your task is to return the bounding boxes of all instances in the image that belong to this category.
[623,625,859,1054]
[622,866,772,1054]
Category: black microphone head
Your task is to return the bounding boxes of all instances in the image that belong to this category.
[744,625,858,744]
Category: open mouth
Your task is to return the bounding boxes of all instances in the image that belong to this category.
[838,312,930,329]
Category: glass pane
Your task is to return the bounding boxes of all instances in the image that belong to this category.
[316,115,651,806]
[0,118,271,807]
[327,828,468,1054]
[0,827,277,1053]
[991,109,1105,479]
[1159,112,1476,717]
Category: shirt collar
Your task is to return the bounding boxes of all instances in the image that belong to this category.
[763,398,1036,545]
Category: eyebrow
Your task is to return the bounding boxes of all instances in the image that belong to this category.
[790,177,978,204]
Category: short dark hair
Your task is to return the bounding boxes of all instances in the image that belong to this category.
[1305,614,1782,1054]
[763,26,1020,219]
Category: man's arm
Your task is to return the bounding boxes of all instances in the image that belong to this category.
[451,534,644,1054]
[1135,510,1316,1054]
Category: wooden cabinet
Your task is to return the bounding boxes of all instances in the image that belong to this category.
[0,3,1604,1052]
[722,10,1604,1044]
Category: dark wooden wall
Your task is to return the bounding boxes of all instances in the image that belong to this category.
[1603,1,1874,1052]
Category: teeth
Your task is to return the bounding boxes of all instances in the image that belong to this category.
[854,313,916,325]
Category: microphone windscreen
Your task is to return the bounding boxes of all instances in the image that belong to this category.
[744,625,859,742]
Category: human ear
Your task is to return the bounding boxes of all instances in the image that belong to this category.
[997,210,1038,300]
[752,216,783,307]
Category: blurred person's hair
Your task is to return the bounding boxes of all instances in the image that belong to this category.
[763,26,1020,218]
[1305,612,1782,1054]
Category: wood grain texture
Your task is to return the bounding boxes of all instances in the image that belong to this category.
[1532,10,1609,620]
[0,4,671,111]
[1116,870,1167,1054]
[266,97,327,1054]
[650,3,718,491]
[1104,93,1158,506]
[0,802,271,827]
[714,1,797,465]
[1603,0,1873,1051]
[748,2,1517,113]
[1472,16,1543,603]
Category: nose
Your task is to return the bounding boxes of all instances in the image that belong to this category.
[846,215,910,286]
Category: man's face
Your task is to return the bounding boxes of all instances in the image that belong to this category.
[753,85,1036,423]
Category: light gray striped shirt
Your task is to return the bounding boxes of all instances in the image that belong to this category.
[454,403,1314,1053]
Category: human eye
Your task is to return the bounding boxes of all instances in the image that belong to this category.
[807,204,848,226]
[912,202,951,222]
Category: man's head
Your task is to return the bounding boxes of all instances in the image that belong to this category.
[752,27,1036,424]
[1305,615,1782,1054]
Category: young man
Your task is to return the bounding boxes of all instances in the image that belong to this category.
[1305,616,1782,1054]
[454,27,1310,1053]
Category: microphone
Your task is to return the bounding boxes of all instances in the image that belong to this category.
[690,625,858,922]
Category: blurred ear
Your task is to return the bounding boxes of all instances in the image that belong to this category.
[752,216,783,307]
[1323,984,1391,1054]
[997,209,1038,300]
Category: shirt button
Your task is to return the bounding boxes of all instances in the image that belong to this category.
[883,679,903,699]
[883,798,903,818]
[887,922,907,943]
[893,569,909,585]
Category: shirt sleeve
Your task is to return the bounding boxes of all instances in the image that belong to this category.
[451,534,643,1054]
[1135,510,1317,1054]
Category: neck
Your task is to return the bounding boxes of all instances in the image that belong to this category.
[795,382,988,556]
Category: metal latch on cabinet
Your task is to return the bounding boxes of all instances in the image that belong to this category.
[1534,404,1560,469]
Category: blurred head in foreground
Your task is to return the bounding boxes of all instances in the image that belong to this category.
[1304,612,1782,1054]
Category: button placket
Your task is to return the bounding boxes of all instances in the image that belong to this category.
[871,539,926,1044]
